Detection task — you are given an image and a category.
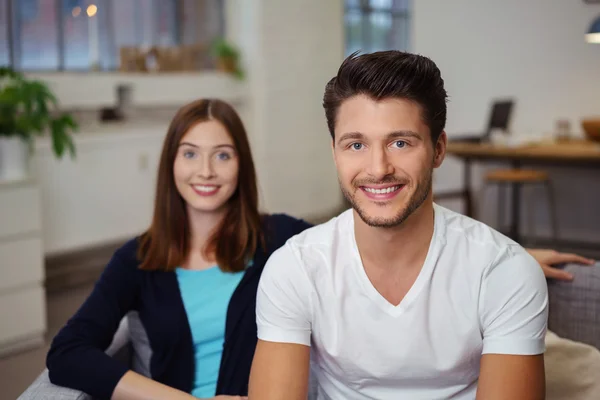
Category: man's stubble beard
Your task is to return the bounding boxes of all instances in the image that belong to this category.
[340,168,433,228]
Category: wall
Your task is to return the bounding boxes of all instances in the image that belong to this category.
[414,0,600,241]
[233,0,345,218]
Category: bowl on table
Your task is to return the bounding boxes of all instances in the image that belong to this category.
[582,119,600,142]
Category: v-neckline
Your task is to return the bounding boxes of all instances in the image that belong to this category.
[348,205,445,317]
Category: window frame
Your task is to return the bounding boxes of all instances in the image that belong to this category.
[1,0,224,72]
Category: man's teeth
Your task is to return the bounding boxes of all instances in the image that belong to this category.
[194,185,218,192]
[364,186,400,194]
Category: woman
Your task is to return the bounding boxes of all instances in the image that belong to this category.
[46,99,311,400]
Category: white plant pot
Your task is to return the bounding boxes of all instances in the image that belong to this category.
[0,136,30,182]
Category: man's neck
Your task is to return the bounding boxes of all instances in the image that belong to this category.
[353,200,436,271]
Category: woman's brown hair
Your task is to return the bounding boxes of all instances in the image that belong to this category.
[138,98,263,273]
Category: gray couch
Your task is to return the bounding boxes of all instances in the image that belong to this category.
[18,262,600,400]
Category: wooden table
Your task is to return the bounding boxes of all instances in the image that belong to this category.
[443,138,600,246]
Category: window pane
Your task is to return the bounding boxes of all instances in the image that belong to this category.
[139,0,155,46]
[0,0,9,66]
[192,0,223,44]
[112,0,140,70]
[61,0,109,70]
[391,0,410,12]
[345,0,361,8]
[390,15,409,51]
[112,0,139,46]
[345,9,364,55]
[156,0,177,46]
[16,0,59,70]
[181,0,197,45]
[369,0,392,10]
[369,0,409,11]
[367,11,392,52]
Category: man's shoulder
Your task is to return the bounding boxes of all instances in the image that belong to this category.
[286,208,352,250]
[435,204,531,272]
[265,209,352,275]
[437,204,518,250]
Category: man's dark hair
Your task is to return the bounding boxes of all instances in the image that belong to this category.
[323,50,448,144]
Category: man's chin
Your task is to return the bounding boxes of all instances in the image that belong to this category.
[354,205,408,228]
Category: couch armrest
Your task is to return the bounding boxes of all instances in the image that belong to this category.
[18,315,132,400]
[547,262,600,350]
[18,370,93,400]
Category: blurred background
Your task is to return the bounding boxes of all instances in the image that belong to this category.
[0,0,599,398]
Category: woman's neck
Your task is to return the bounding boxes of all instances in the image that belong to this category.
[186,205,227,260]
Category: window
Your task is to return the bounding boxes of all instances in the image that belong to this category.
[0,0,224,71]
[344,0,411,55]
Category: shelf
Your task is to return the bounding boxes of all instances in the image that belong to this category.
[24,71,249,110]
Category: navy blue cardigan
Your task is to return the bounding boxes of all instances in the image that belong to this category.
[47,213,312,399]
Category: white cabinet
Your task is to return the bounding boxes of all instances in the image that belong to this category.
[33,127,167,255]
[0,180,46,357]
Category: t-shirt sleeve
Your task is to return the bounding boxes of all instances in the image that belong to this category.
[480,246,549,356]
[256,242,312,347]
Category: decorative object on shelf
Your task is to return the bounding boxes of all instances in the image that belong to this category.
[119,45,209,72]
[582,118,600,142]
[211,38,245,80]
[119,47,149,72]
[0,67,78,182]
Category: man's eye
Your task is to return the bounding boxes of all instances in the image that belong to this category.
[394,140,407,148]
[351,143,363,150]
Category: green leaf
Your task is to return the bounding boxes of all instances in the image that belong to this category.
[0,66,78,158]
[51,120,65,158]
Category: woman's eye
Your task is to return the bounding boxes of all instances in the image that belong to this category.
[351,143,363,150]
[216,152,231,161]
[394,140,407,148]
[183,150,196,159]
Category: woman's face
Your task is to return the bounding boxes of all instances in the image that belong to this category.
[173,120,239,215]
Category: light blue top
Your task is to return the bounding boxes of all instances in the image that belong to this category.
[175,265,245,398]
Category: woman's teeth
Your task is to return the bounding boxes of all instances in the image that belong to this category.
[193,185,218,192]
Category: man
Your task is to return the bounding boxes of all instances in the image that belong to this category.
[249,51,550,399]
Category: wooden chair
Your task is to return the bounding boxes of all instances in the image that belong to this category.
[483,168,558,245]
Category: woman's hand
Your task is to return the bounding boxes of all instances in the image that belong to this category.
[526,248,595,281]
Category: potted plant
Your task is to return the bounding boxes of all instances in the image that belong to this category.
[210,38,245,80]
[0,67,78,182]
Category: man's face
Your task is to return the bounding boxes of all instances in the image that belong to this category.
[332,95,446,228]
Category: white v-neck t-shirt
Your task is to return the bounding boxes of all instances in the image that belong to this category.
[256,204,548,400]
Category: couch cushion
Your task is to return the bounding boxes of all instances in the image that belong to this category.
[547,262,600,350]
[127,311,152,378]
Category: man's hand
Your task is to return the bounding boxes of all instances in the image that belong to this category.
[526,248,595,281]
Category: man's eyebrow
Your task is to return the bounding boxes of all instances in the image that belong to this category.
[337,132,364,144]
[385,131,423,141]
[337,130,422,144]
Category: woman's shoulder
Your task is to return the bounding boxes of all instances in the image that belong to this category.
[104,236,144,275]
[261,213,314,250]
[113,237,142,261]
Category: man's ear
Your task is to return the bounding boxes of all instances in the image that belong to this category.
[433,131,447,168]
[331,137,336,162]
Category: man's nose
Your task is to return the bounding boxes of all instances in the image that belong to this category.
[368,146,394,179]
